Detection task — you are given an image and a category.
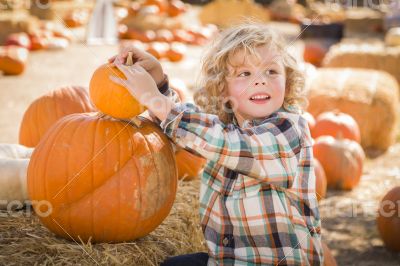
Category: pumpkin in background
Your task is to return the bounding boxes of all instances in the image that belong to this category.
[166,43,185,62]
[0,46,29,75]
[28,114,177,243]
[90,52,146,119]
[312,111,361,143]
[313,159,327,201]
[167,0,186,17]
[5,33,32,50]
[302,111,316,134]
[175,149,206,181]
[322,242,337,266]
[303,42,326,67]
[142,0,168,13]
[19,86,95,147]
[313,136,365,190]
[376,186,400,252]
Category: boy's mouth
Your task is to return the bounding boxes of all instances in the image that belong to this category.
[249,93,271,103]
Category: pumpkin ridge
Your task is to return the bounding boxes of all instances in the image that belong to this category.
[55,154,137,212]
[36,114,76,235]
[130,150,144,239]
[113,118,122,241]
[143,131,162,221]
[52,117,131,206]
[90,114,99,242]
[66,114,86,236]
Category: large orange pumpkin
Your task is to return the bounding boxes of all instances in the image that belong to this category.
[312,111,361,143]
[27,113,177,242]
[313,158,327,201]
[89,53,146,119]
[19,86,95,147]
[376,186,400,252]
[175,149,206,181]
[313,136,365,190]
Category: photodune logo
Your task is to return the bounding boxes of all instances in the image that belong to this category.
[316,0,398,10]
[0,0,51,10]
[0,200,53,218]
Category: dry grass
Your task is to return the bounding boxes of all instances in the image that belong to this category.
[0,179,206,266]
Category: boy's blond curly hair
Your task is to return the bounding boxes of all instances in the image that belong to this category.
[193,22,307,124]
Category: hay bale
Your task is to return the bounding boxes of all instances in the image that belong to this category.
[0,11,39,44]
[306,68,399,153]
[344,8,384,38]
[199,0,270,28]
[0,179,205,265]
[322,40,400,86]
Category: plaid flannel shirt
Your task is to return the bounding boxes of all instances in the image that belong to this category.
[158,87,323,266]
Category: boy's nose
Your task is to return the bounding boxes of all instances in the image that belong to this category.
[254,72,267,86]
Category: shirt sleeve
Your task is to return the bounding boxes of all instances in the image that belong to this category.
[139,75,181,123]
[160,103,304,181]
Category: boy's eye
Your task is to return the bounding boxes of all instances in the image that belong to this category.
[266,69,278,75]
[238,71,250,77]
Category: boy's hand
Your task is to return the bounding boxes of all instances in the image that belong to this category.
[109,63,173,121]
[108,46,165,86]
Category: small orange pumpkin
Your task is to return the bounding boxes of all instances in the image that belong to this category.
[28,114,177,243]
[90,52,146,119]
[19,86,95,147]
[155,29,174,43]
[322,242,337,266]
[312,111,361,143]
[5,33,32,50]
[313,158,327,201]
[167,0,186,17]
[166,43,185,62]
[175,149,206,181]
[303,42,326,67]
[302,111,316,134]
[0,46,29,75]
[146,42,169,60]
[376,186,400,252]
[172,29,195,44]
[142,0,167,13]
[127,29,156,43]
[313,136,365,190]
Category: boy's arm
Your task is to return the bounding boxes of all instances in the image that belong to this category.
[152,102,307,187]
[139,75,181,123]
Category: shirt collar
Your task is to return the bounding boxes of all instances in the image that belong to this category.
[232,107,289,128]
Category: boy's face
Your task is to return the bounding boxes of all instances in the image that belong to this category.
[225,45,286,125]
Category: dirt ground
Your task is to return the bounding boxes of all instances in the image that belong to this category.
[0,42,400,265]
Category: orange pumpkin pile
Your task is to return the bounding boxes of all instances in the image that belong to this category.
[304,110,365,194]
[118,0,217,50]
[25,55,183,243]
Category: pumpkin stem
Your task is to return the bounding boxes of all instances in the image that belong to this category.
[126,52,134,66]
